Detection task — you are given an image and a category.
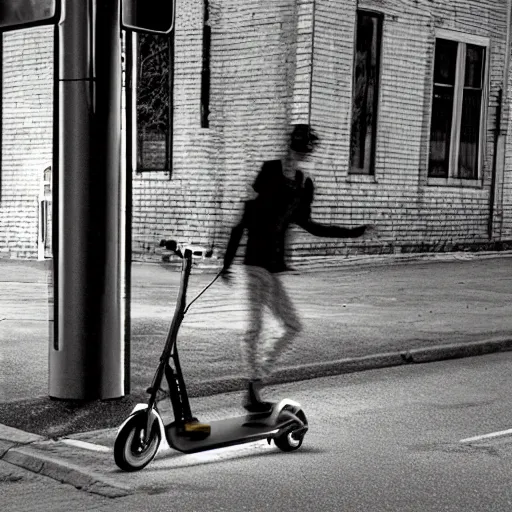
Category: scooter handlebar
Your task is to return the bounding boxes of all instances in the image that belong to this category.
[160,239,214,259]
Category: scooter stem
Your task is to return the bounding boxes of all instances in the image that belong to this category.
[161,251,193,360]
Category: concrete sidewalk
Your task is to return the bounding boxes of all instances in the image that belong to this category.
[0,251,512,494]
[0,252,511,431]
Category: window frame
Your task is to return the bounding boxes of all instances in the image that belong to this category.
[0,0,60,33]
[427,29,490,187]
[349,9,383,177]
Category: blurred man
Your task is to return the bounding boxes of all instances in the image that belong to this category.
[222,124,374,412]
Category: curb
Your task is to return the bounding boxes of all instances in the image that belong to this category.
[0,424,129,497]
[188,337,512,397]
[1,336,511,496]
[2,444,130,497]
[0,424,45,457]
[278,336,512,381]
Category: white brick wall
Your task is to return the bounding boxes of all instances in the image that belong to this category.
[0,27,53,259]
[287,0,511,259]
[132,0,300,260]
[1,0,511,262]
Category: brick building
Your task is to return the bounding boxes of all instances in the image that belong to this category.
[1,0,511,264]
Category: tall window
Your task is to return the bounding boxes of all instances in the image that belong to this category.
[133,33,172,172]
[350,10,382,175]
[429,34,487,180]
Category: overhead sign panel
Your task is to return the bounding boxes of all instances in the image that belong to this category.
[0,0,58,31]
[122,0,175,35]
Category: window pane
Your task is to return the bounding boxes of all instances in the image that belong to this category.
[458,89,481,179]
[433,39,458,85]
[429,85,454,178]
[464,45,484,88]
[137,34,170,170]
[458,44,484,179]
[350,12,382,175]
[0,0,56,29]
[122,0,175,34]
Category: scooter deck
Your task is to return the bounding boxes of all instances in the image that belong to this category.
[165,412,296,454]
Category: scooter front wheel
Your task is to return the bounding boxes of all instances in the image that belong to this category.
[114,412,161,472]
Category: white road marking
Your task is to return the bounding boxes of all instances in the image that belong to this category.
[61,439,112,453]
[460,428,512,444]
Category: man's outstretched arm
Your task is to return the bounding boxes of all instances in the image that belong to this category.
[297,218,368,238]
[294,176,370,239]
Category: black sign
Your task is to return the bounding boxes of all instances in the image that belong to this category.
[0,0,57,31]
[122,0,175,35]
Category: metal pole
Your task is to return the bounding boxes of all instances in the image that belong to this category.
[49,0,125,399]
[94,0,124,399]
[49,0,94,398]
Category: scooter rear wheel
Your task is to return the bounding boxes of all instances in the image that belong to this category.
[114,412,161,472]
[274,408,308,452]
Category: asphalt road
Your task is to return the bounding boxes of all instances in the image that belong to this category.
[4,352,512,511]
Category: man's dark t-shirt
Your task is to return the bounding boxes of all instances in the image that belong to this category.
[223,169,366,274]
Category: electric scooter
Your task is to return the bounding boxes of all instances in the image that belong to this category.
[114,239,308,472]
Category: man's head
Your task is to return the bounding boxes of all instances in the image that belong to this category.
[289,124,319,155]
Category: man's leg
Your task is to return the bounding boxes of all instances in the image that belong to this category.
[242,266,273,412]
[263,274,303,378]
[242,266,266,381]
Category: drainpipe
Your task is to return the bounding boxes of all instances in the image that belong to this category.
[488,0,512,239]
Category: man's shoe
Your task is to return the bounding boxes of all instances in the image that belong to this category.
[243,400,273,413]
[243,379,273,413]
